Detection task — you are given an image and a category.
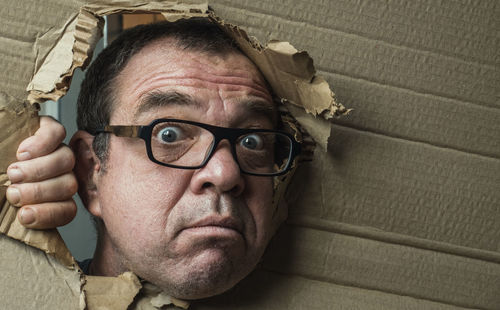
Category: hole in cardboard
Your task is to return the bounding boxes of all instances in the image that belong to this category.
[16,4,340,307]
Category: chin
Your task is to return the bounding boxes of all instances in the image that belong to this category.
[146,248,258,300]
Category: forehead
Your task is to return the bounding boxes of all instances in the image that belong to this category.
[111,38,274,125]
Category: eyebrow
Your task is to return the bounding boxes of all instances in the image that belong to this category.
[135,91,198,119]
[238,98,278,126]
[135,90,277,125]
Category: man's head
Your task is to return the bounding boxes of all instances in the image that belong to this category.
[72,18,294,299]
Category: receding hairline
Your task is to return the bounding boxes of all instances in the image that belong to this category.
[107,35,274,124]
[105,34,247,119]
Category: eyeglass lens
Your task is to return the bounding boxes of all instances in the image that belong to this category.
[149,121,292,175]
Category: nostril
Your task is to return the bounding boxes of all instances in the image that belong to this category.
[202,182,212,189]
[230,183,243,196]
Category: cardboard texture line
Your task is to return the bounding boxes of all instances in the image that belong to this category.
[0,0,499,309]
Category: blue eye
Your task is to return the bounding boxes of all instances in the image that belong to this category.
[240,134,264,150]
[158,127,182,143]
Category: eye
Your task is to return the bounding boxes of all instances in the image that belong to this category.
[157,126,183,143]
[240,134,264,150]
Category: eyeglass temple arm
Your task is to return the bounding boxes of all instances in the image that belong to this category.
[89,125,142,138]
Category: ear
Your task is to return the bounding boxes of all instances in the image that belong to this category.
[69,130,103,218]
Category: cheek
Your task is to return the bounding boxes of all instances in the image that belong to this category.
[99,145,192,241]
[245,177,275,244]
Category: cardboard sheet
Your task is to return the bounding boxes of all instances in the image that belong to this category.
[84,273,142,310]
[0,234,84,310]
[191,269,473,310]
[0,0,498,309]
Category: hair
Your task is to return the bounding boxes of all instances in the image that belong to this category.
[77,17,242,167]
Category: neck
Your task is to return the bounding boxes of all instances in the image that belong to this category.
[88,227,125,277]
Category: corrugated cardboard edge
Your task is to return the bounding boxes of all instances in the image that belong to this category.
[129,282,190,310]
[210,11,350,150]
[26,1,209,104]
[84,273,191,310]
[83,272,142,310]
[9,1,346,308]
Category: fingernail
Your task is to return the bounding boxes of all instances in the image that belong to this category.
[6,187,21,206]
[17,152,31,161]
[7,167,24,183]
[19,208,35,225]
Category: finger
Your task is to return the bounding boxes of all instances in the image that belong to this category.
[16,116,66,161]
[7,145,75,183]
[6,173,77,207]
[18,200,77,229]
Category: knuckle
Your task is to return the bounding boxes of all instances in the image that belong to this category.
[52,123,67,141]
[66,174,78,195]
[40,204,57,227]
[32,204,58,228]
[31,164,44,181]
[37,117,66,145]
[26,201,77,229]
[31,183,44,203]
[50,201,77,227]
[64,200,78,219]
[60,146,76,169]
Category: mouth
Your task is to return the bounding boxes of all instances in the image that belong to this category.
[182,216,244,238]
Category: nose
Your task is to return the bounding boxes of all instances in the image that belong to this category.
[189,141,245,196]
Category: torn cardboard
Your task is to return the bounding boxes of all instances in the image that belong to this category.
[10,0,335,260]
[0,234,85,309]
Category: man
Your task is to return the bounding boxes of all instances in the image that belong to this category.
[8,18,301,300]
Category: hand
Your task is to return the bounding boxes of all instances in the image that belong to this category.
[6,116,78,229]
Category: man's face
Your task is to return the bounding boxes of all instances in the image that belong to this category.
[92,38,283,299]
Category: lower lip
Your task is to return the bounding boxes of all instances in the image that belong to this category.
[182,226,241,238]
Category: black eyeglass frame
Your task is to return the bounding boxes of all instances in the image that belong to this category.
[89,118,302,177]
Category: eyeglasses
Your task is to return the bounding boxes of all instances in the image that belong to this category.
[89,118,301,176]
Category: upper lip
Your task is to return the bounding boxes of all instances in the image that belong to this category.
[186,216,244,234]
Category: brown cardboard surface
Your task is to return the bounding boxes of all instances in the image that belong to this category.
[192,269,475,310]
[84,273,142,310]
[262,225,500,309]
[287,125,500,254]
[0,0,499,309]
[211,0,499,108]
[0,234,84,310]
